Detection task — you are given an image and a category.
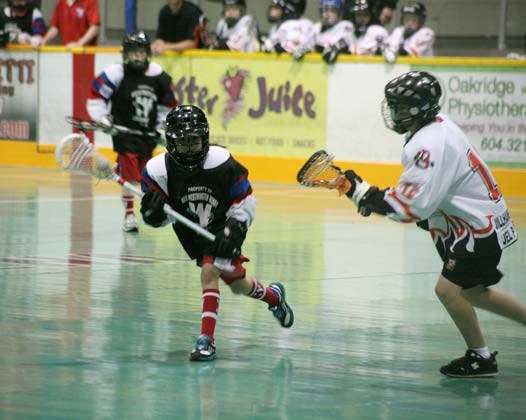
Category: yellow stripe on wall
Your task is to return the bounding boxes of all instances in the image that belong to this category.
[1,140,525,198]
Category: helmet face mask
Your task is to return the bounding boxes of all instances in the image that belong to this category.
[165,105,210,169]
[122,31,151,73]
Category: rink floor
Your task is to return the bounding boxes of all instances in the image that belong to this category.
[0,166,525,420]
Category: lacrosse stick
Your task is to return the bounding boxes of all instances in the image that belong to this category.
[296,150,351,195]
[65,115,160,139]
[55,133,215,242]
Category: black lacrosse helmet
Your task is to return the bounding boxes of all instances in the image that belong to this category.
[222,0,246,28]
[382,71,442,134]
[267,0,306,23]
[165,105,210,169]
[122,30,151,73]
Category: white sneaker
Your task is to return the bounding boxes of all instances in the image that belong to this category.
[122,214,139,233]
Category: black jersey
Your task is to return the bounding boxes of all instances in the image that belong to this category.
[141,146,256,260]
[0,5,35,33]
[88,62,177,158]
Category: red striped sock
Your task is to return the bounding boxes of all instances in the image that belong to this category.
[248,278,279,307]
[201,289,220,340]
[122,194,134,216]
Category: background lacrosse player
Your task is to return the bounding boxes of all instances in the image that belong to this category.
[139,105,294,361]
[87,30,177,232]
[338,70,523,377]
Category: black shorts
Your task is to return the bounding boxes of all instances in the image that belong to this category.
[434,232,503,289]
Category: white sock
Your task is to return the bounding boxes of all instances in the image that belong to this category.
[471,346,490,359]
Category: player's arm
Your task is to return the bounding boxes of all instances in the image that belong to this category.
[211,169,257,258]
[343,170,395,217]
[140,157,171,227]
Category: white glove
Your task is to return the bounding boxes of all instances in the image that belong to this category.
[16,32,31,44]
[261,37,275,53]
[291,46,309,61]
[99,115,118,136]
[382,46,397,64]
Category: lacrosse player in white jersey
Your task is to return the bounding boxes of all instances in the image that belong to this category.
[314,0,354,64]
[346,0,388,55]
[383,2,434,62]
[341,71,523,378]
[262,0,316,61]
[139,105,294,361]
[213,0,261,52]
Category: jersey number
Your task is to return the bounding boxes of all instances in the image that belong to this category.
[467,149,502,202]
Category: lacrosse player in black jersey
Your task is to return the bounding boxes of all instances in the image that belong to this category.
[139,105,294,361]
[87,30,177,232]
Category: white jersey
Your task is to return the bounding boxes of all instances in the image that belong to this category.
[386,26,434,57]
[349,25,388,55]
[314,20,354,49]
[384,114,517,252]
[268,18,316,53]
[215,15,260,53]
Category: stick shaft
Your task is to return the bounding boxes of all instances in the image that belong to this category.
[108,173,216,242]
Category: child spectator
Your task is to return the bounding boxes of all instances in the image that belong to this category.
[213,0,260,52]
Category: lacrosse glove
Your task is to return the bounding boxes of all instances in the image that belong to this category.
[99,115,119,136]
[322,39,348,64]
[140,189,167,227]
[211,219,247,259]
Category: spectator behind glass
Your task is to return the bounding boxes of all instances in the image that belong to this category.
[383,1,434,62]
[213,0,260,52]
[0,0,46,48]
[343,0,398,25]
[347,0,388,55]
[314,0,354,64]
[40,0,100,48]
[261,0,316,61]
[151,0,207,54]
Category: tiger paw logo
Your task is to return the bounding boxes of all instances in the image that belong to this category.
[445,258,456,271]
[221,66,249,129]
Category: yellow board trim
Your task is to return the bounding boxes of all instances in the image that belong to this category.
[1,140,525,198]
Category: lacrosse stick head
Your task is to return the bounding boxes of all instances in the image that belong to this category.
[297,150,351,194]
[55,133,113,179]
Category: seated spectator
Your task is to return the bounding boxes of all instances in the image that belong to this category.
[314,0,354,64]
[343,0,398,26]
[151,0,208,54]
[213,0,260,52]
[261,0,316,61]
[347,0,388,55]
[383,2,434,61]
[40,0,100,48]
[0,0,46,48]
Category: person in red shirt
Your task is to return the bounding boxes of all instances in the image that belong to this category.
[40,0,100,48]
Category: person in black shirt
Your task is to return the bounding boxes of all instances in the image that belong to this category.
[87,31,177,232]
[151,0,206,54]
[0,0,46,47]
[140,105,295,361]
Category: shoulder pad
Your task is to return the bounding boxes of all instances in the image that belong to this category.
[202,146,230,170]
[145,62,163,77]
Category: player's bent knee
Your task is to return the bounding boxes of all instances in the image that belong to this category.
[435,276,460,303]
[201,263,221,286]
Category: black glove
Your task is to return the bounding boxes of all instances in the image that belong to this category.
[140,189,167,227]
[343,170,363,199]
[274,43,286,54]
[211,219,247,259]
[322,45,340,64]
[323,39,348,64]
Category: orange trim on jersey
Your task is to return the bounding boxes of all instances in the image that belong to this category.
[386,189,420,222]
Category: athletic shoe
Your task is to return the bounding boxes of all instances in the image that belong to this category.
[440,350,499,378]
[190,334,216,362]
[122,214,139,233]
[268,282,294,328]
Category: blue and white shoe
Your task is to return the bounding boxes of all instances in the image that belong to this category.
[268,282,294,328]
[190,334,216,361]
